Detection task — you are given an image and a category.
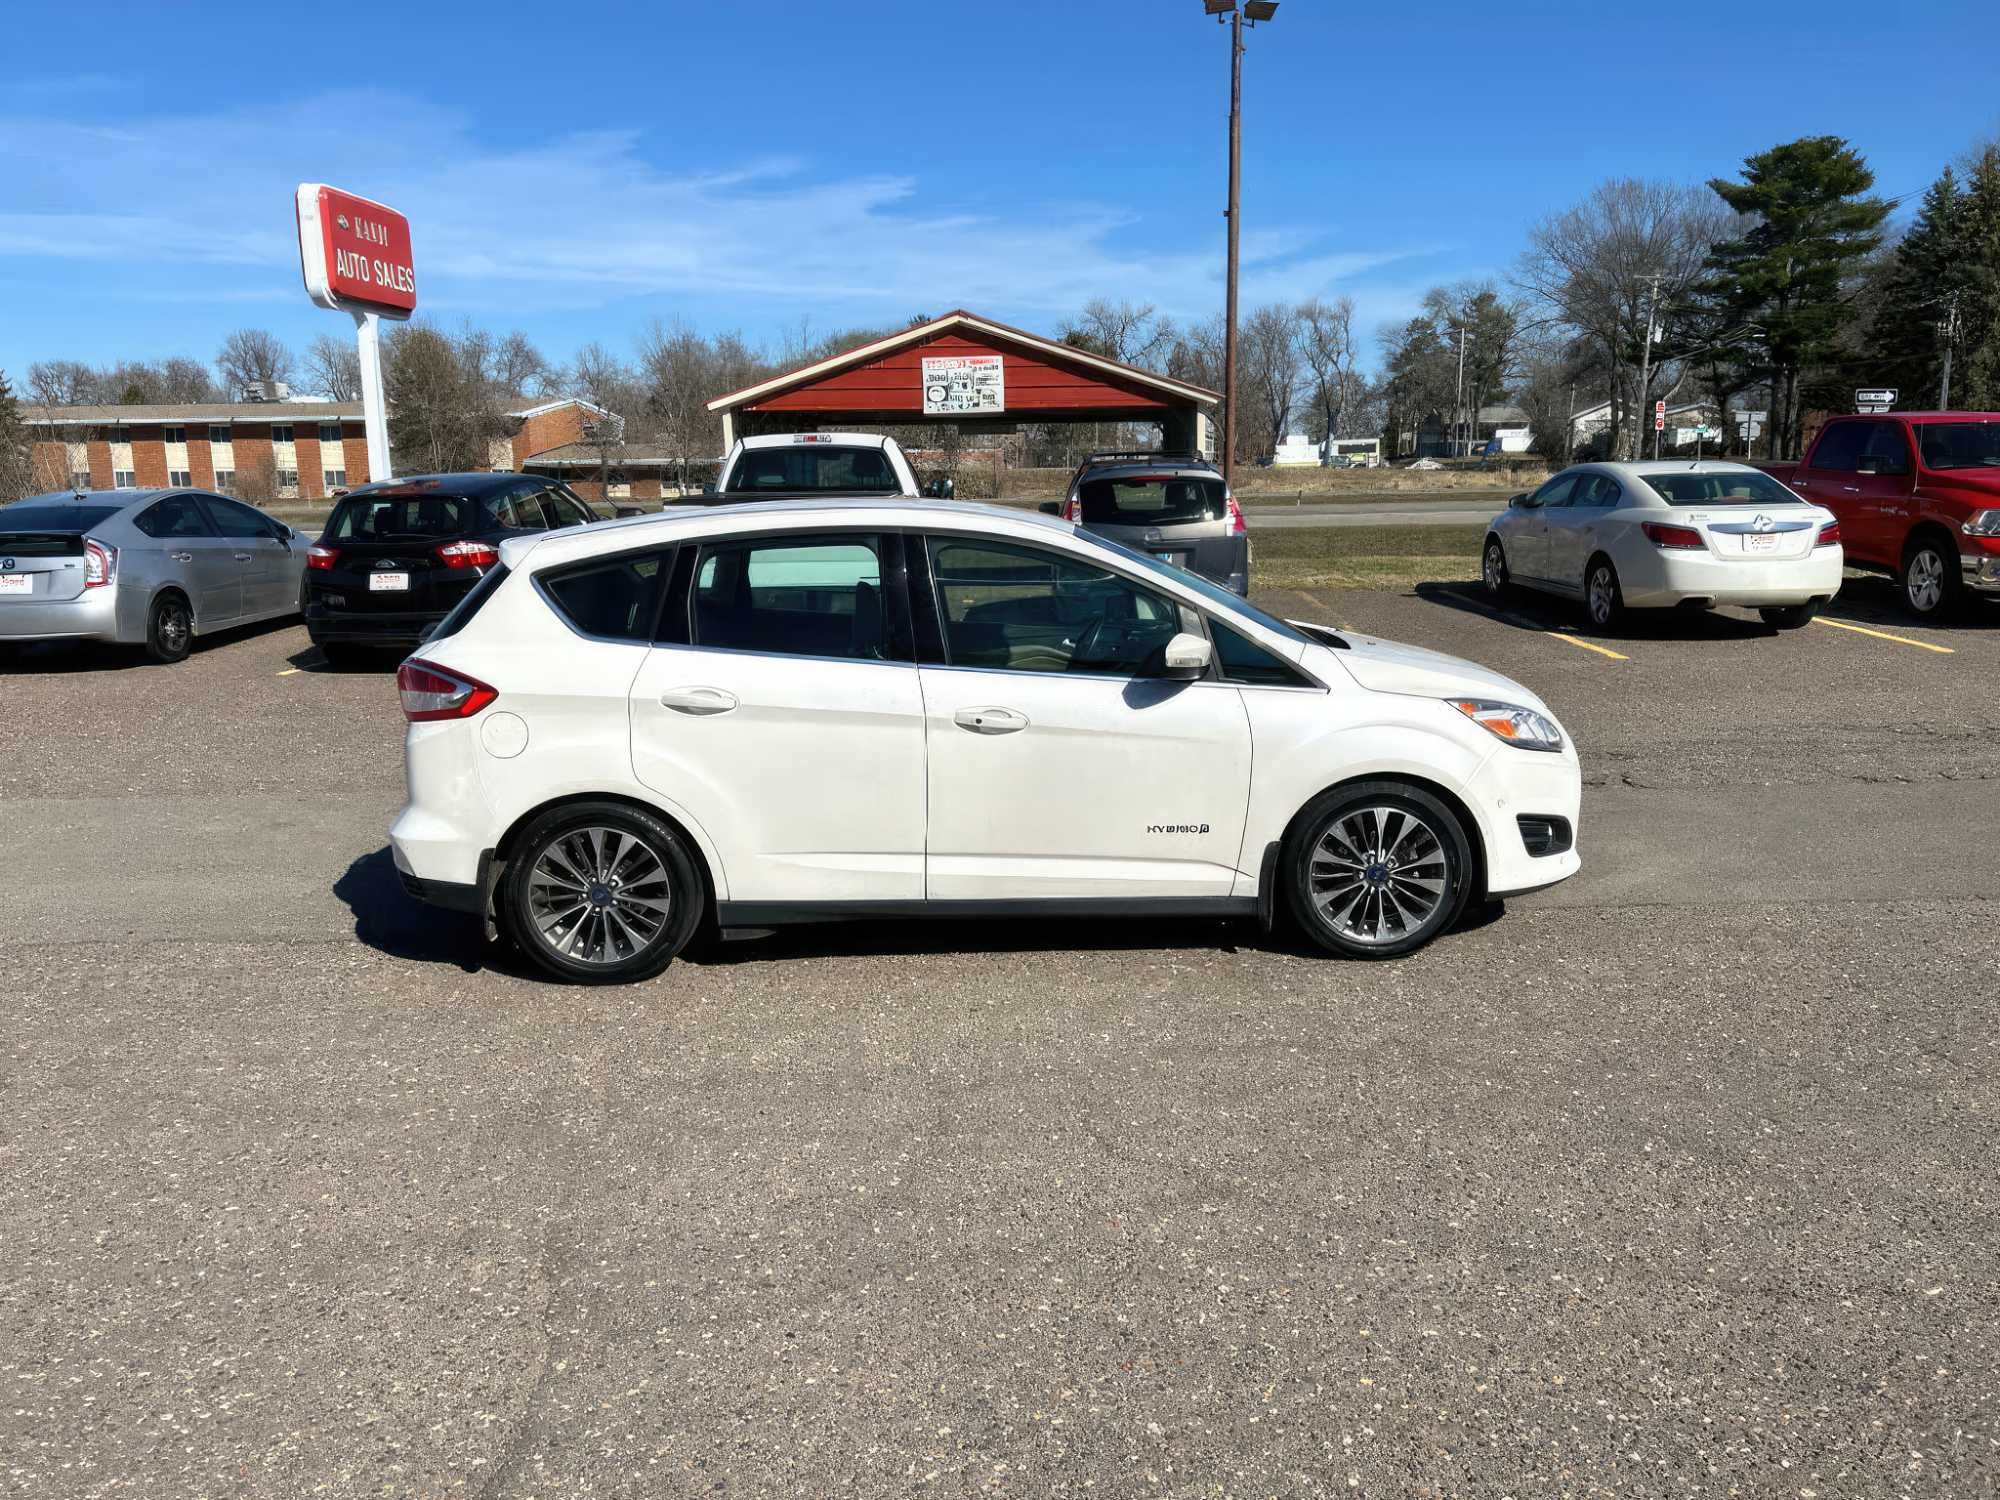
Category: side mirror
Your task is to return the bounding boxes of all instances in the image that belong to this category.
[1510,493,1540,509]
[701,482,717,498]
[1037,501,1062,516]
[1158,631,1212,681]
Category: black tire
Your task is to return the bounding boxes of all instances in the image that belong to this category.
[1284,781,1475,960]
[144,591,194,664]
[1481,536,1511,599]
[500,801,704,984]
[312,639,368,669]
[1759,602,1819,630]
[1584,555,1623,631]
[1900,534,1962,621]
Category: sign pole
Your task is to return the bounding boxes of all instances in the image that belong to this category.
[352,309,392,481]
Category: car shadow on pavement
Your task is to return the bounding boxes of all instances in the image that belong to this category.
[1414,580,1780,642]
[334,846,517,975]
[287,643,404,673]
[0,615,299,674]
[1819,573,1997,633]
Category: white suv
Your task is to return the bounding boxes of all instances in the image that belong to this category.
[391,500,1581,983]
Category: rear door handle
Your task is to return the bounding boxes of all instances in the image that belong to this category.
[234,551,254,562]
[954,706,1028,735]
[660,685,738,716]
[1841,486,1861,493]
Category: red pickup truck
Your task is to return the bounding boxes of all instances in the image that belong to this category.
[1759,412,2000,619]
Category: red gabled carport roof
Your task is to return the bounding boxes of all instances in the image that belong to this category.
[706,309,1220,413]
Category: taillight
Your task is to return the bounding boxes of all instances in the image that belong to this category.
[1060,495,1080,523]
[1816,521,1841,547]
[396,659,498,722]
[306,543,339,571]
[435,540,500,570]
[1641,522,1705,549]
[83,539,116,588]
[1224,491,1247,536]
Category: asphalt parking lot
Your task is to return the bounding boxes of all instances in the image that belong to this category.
[3,575,1998,1498]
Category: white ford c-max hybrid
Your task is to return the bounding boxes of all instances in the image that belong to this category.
[390,500,1582,983]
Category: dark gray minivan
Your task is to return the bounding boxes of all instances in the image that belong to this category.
[1049,452,1249,595]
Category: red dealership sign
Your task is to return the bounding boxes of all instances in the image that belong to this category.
[295,184,416,318]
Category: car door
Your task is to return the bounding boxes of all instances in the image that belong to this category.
[1849,421,1918,561]
[199,494,291,617]
[1545,472,1622,588]
[1507,473,1576,584]
[134,493,239,626]
[914,532,1251,902]
[627,529,928,905]
[1791,420,1871,555]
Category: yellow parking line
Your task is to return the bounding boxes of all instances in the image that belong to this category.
[1495,610,1630,661]
[1811,617,1955,654]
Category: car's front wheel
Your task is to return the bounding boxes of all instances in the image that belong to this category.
[500,801,704,984]
[1901,535,1961,620]
[1285,782,1474,959]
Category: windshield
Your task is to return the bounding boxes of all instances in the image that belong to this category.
[1640,470,1804,506]
[330,492,477,540]
[1089,530,1310,646]
[1917,423,2000,471]
[725,445,898,494]
[1078,474,1224,526]
[0,504,123,534]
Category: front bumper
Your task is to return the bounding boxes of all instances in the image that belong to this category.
[0,586,122,643]
[1964,552,2000,595]
[1465,739,1583,898]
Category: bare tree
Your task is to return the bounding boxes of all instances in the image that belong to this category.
[28,361,96,406]
[0,370,37,503]
[1516,179,1733,459]
[157,357,215,403]
[1238,304,1303,463]
[383,323,503,473]
[215,329,296,396]
[1296,296,1358,455]
[490,332,549,400]
[1059,298,1172,369]
[637,320,719,495]
[303,334,362,401]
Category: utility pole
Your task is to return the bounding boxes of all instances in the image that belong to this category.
[1452,323,1467,458]
[1636,272,1661,461]
[1939,291,1962,410]
[1221,7,1242,483]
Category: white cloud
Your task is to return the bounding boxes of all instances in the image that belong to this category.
[0,89,1447,340]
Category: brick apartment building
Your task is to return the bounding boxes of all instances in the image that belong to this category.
[24,394,686,504]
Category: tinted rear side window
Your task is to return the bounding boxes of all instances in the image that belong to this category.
[724,447,897,494]
[330,493,475,539]
[539,550,668,642]
[1078,475,1224,525]
[426,564,509,643]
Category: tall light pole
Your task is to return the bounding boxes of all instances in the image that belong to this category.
[1204,0,1277,485]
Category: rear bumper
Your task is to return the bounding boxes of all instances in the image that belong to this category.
[305,603,444,647]
[0,587,122,643]
[1621,546,1845,609]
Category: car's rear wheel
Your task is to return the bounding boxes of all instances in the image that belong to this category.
[1482,537,1510,598]
[144,591,193,664]
[313,640,369,669]
[1901,535,1961,620]
[501,801,703,984]
[1584,556,1623,630]
[1285,782,1474,959]
[1759,602,1819,630]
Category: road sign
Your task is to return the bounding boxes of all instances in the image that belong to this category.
[296,183,415,483]
[1655,399,1667,415]
[1654,413,1666,431]
[1854,387,1897,413]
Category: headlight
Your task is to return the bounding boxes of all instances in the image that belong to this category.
[1964,510,2000,537]
[1446,698,1565,753]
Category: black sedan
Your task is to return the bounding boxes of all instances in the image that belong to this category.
[302,474,599,663]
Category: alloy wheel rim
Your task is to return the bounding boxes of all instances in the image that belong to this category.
[1589,569,1614,623]
[1309,804,1450,947]
[527,825,673,966]
[161,606,189,652]
[1909,551,1943,612]
[1484,545,1503,591]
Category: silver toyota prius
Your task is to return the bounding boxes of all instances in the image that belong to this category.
[0,488,310,663]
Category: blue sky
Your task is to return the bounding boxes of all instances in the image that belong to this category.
[2,0,1995,383]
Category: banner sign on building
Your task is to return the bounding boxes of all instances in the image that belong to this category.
[921,355,1005,415]
[296,184,417,319]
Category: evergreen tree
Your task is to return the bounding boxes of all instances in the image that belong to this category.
[0,369,36,503]
[1869,166,1967,405]
[1956,144,2000,409]
[1704,136,1891,454]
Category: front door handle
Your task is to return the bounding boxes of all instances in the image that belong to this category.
[954,706,1028,735]
[1841,485,1861,493]
[660,685,738,716]
[234,551,254,562]
[170,551,193,563]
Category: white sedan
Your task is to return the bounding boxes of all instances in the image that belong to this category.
[1482,461,1843,629]
[389,499,1582,984]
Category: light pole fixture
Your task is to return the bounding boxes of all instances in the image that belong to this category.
[1202,0,1278,484]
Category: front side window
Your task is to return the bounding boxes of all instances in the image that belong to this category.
[1531,474,1579,508]
[1916,422,2000,471]
[1858,423,1911,475]
[540,550,667,642]
[691,534,888,660]
[1213,621,1312,687]
[134,494,216,539]
[723,445,897,494]
[538,489,596,528]
[487,490,546,530]
[1076,473,1224,526]
[1809,422,1864,472]
[928,537,1182,676]
[201,495,283,539]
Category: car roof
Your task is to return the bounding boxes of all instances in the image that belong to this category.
[736,432,890,451]
[1570,460,1770,481]
[4,488,173,510]
[1074,452,1220,477]
[343,472,536,499]
[498,497,1072,571]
